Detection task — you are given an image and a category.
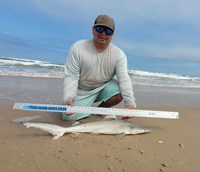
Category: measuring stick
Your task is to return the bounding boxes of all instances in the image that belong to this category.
[13,102,179,119]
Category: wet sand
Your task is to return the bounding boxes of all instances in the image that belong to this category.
[1,76,200,172]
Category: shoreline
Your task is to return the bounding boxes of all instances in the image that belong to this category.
[1,75,200,108]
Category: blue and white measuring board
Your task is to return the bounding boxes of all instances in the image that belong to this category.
[13,102,179,119]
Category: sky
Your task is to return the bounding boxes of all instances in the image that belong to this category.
[0,0,200,77]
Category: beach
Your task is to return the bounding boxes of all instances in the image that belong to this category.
[1,76,200,172]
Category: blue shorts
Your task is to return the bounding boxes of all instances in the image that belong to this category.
[62,80,120,121]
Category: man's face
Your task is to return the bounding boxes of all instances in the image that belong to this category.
[92,26,114,47]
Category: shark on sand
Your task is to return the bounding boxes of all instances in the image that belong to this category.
[22,119,151,140]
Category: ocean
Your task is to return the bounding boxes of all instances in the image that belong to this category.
[1,57,200,88]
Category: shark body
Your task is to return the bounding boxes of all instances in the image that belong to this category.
[23,119,151,139]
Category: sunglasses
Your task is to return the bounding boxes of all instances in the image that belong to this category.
[94,26,114,36]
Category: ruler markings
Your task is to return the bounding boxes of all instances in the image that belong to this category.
[13,102,179,119]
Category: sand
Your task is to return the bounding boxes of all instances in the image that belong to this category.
[0,76,200,172]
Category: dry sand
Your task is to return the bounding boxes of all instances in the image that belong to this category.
[1,76,200,172]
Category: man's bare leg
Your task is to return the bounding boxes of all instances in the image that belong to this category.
[98,93,123,108]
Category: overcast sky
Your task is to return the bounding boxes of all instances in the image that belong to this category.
[0,0,200,76]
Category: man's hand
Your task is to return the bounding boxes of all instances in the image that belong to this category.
[121,105,136,120]
[64,101,74,115]
[126,105,136,110]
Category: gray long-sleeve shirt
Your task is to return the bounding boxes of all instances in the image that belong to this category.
[63,40,136,107]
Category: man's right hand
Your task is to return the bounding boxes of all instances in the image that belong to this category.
[121,105,136,120]
[64,101,74,115]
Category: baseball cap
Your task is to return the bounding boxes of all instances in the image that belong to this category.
[94,15,115,31]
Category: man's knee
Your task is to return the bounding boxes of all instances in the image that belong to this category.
[104,93,123,105]
[109,93,123,103]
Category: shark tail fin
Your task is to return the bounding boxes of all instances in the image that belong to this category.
[22,122,66,140]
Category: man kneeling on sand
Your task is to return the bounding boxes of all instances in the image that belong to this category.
[62,14,136,121]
